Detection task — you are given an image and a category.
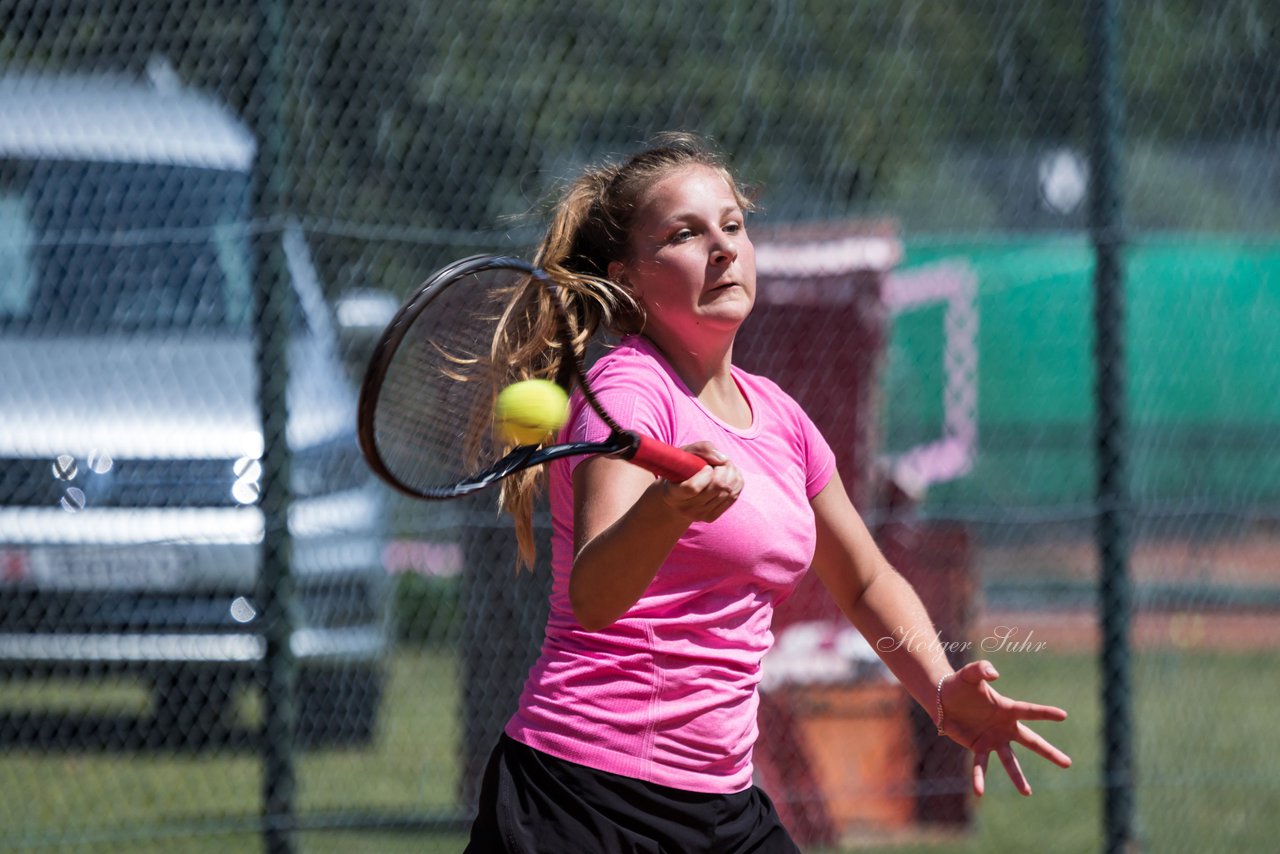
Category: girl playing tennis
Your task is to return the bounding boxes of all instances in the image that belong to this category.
[465,133,1070,853]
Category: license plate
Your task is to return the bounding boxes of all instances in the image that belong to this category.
[28,545,186,590]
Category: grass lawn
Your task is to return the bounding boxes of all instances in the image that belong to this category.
[0,650,462,852]
[1,645,1276,852]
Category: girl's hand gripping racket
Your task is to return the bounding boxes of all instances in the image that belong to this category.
[357,255,707,499]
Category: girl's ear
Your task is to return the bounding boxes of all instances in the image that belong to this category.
[607,259,626,286]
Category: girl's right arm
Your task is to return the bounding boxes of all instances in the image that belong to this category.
[568,442,740,631]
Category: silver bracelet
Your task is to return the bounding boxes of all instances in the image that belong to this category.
[935,674,949,736]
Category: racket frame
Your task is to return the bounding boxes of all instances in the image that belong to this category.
[357,255,703,500]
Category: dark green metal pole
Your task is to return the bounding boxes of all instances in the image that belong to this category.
[249,1,296,852]
[1087,1,1134,852]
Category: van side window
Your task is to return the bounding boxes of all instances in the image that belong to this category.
[0,192,37,322]
[215,221,252,330]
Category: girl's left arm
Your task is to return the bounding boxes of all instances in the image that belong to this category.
[808,476,1072,796]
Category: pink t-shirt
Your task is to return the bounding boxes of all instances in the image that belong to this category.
[505,335,836,793]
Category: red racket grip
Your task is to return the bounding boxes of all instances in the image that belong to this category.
[623,433,709,482]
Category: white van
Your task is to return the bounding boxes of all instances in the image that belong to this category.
[0,73,389,744]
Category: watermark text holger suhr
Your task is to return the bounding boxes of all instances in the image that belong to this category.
[877,625,1048,660]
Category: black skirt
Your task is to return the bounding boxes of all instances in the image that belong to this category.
[464,734,801,854]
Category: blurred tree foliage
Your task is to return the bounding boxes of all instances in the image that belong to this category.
[2,0,1275,285]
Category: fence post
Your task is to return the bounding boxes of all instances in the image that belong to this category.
[1087,1,1134,851]
[249,0,297,851]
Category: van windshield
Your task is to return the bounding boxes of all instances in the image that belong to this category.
[0,160,252,333]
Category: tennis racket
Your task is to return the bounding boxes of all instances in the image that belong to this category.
[357,254,707,499]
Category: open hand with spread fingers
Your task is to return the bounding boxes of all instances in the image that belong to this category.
[937,659,1072,797]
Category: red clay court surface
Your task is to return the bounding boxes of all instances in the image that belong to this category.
[973,609,1280,653]
[972,532,1280,653]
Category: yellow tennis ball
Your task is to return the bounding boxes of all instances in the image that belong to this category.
[494,379,569,445]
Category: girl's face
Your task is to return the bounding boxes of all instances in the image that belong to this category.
[609,165,755,349]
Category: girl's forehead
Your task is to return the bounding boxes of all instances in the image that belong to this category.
[637,165,738,215]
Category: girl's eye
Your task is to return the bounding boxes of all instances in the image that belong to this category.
[671,229,694,243]
[724,221,742,234]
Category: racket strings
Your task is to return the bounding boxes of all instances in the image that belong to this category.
[492,280,572,380]
[373,269,516,492]
[371,263,583,496]
[499,272,630,439]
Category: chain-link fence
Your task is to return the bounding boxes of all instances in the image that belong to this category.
[1,1,1277,852]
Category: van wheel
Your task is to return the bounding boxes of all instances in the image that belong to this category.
[149,665,382,748]
[149,668,240,749]
[297,665,383,747]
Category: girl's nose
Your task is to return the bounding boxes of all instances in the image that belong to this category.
[710,232,738,265]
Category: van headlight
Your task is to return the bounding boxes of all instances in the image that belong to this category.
[231,457,263,505]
